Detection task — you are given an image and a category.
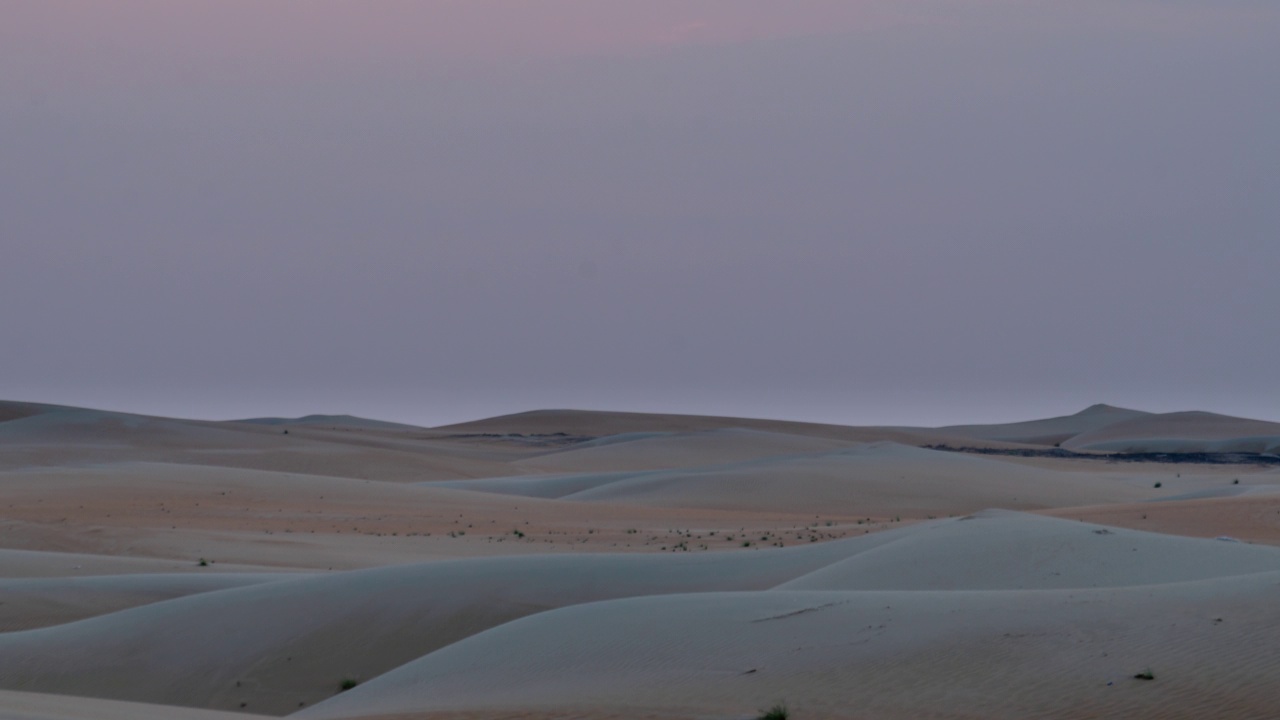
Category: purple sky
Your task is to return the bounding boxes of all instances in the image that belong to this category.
[3,1,1278,427]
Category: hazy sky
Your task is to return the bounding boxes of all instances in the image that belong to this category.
[3,1,1277,427]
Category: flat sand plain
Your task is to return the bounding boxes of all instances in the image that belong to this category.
[1,400,1278,719]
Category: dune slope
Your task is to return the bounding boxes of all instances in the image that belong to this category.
[0,538,868,714]
[299,574,1280,720]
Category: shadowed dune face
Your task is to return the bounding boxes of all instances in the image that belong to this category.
[2,401,1280,719]
[0,402,53,425]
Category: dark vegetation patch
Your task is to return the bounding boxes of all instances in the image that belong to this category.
[443,432,597,447]
[924,445,1280,466]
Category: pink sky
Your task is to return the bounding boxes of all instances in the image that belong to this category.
[6,1,887,62]
[3,0,1278,426]
[8,0,1270,99]
[6,1,1267,94]
[2,1,914,97]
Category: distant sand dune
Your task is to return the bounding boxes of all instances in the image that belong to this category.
[443,442,1156,515]
[511,428,857,472]
[934,403,1151,446]
[435,408,967,447]
[230,415,427,431]
[0,406,514,481]
[1062,411,1280,453]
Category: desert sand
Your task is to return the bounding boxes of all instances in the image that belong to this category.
[1,400,1278,719]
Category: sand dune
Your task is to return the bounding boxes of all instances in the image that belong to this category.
[933,403,1150,446]
[444,442,1156,516]
[430,470,651,499]
[5,399,1280,719]
[0,540,873,714]
[923,405,1280,455]
[775,509,1280,591]
[435,408,963,447]
[510,428,858,473]
[301,576,1280,720]
[4,512,1277,717]
[1061,411,1280,453]
[230,415,427,431]
[0,405,514,481]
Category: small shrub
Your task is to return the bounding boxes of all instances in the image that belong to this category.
[1153,482,1162,488]
[1133,669,1155,681]
[339,678,359,691]
[197,558,208,567]
[759,702,789,719]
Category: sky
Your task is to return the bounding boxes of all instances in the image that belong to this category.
[2,0,1278,428]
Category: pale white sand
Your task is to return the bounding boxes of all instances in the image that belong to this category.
[300,574,1280,720]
